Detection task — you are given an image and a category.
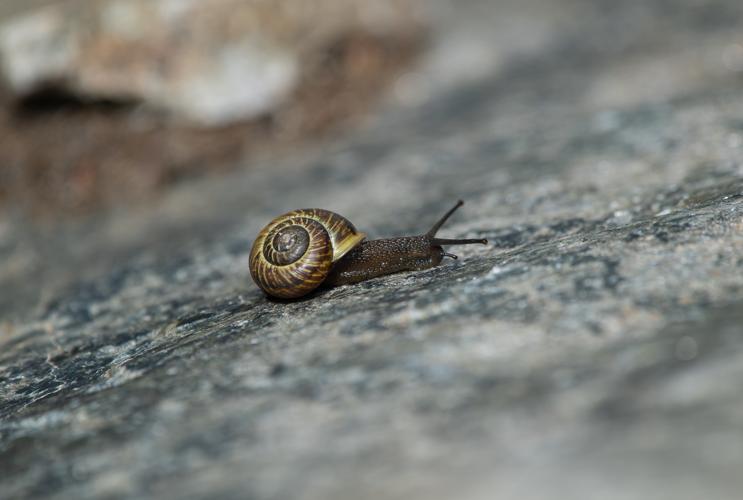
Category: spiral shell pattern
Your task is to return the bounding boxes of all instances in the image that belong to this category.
[249,209,366,299]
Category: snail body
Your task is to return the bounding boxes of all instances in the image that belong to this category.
[249,201,487,299]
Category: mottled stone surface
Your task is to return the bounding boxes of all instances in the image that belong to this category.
[2,0,743,499]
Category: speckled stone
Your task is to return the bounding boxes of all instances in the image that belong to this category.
[2,0,743,499]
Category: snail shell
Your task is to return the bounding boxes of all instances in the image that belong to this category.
[249,209,366,299]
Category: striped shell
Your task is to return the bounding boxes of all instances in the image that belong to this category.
[249,209,366,299]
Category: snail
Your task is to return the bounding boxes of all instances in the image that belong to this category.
[249,200,487,299]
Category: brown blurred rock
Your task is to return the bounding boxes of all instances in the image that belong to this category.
[0,0,422,216]
[0,0,422,125]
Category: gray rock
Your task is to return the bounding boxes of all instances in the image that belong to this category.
[2,0,743,499]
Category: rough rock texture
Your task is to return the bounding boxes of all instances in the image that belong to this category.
[0,0,421,124]
[2,0,743,499]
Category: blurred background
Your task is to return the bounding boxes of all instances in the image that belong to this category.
[2,0,742,319]
[3,0,741,316]
[3,1,743,499]
[0,0,423,217]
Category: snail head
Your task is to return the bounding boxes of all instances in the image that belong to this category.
[425,200,488,261]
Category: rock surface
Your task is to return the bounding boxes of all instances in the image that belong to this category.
[2,0,743,499]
